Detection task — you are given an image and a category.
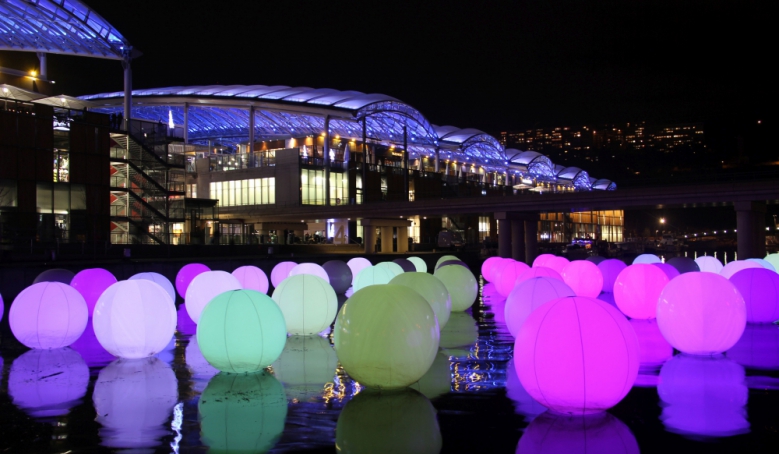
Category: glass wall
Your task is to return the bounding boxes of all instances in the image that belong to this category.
[329,172,349,206]
[539,210,623,243]
[478,216,490,241]
[209,178,275,207]
[35,183,87,241]
[301,169,325,205]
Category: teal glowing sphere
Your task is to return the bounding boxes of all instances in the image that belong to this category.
[353,266,395,292]
[408,257,428,273]
[376,261,404,277]
[390,272,452,329]
[334,285,439,389]
[271,274,338,335]
[434,264,478,311]
[196,290,287,373]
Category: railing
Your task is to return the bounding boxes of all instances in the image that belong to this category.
[209,152,276,171]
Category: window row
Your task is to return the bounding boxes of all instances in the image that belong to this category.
[209,178,275,207]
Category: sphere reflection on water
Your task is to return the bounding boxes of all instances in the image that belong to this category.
[727,324,779,370]
[517,411,639,454]
[272,334,338,400]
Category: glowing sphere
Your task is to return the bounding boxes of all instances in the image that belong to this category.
[516,266,563,285]
[323,260,353,294]
[272,274,337,335]
[667,257,700,274]
[506,359,548,422]
[129,271,176,302]
[505,277,576,338]
[630,319,673,370]
[586,255,607,265]
[633,253,661,264]
[494,259,531,297]
[653,262,680,281]
[439,312,478,354]
[515,296,640,414]
[289,262,329,282]
[197,290,287,373]
[186,337,219,394]
[231,265,269,294]
[10,282,88,349]
[393,258,417,273]
[727,324,779,370]
[271,335,338,399]
[561,260,603,297]
[199,372,287,453]
[175,263,210,298]
[185,270,242,323]
[517,411,639,454]
[695,255,723,273]
[436,260,468,271]
[407,256,428,273]
[481,256,504,282]
[658,354,749,438]
[532,254,556,268]
[70,319,114,368]
[408,351,452,399]
[390,272,452,329]
[657,272,746,355]
[729,268,779,323]
[764,253,779,272]
[544,256,570,274]
[598,259,627,293]
[435,255,459,269]
[334,284,439,389]
[613,264,670,319]
[70,268,117,316]
[720,259,763,279]
[376,261,404,277]
[434,264,478,311]
[8,348,88,418]
[93,280,176,359]
[270,261,297,288]
[93,357,178,449]
[346,257,372,284]
[33,268,75,284]
[353,265,395,292]
[747,258,777,272]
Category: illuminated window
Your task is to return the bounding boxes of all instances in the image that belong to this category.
[209,178,275,207]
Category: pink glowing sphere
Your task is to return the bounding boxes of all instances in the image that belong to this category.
[70,268,117,316]
[657,272,746,355]
[505,277,576,338]
[10,282,88,349]
[516,296,640,414]
[231,266,269,294]
[289,262,329,282]
[695,256,723,273]
[543,256,570,275]
[598,259,627,293]
[270,261,297,288]
[532,254,556,268]
[613,264,670,319]
[185,271,243,323]
[720,260,763,279]
[633,253,661,264]
[494,260,531,297]
[481,257,504,282]
[561,260,603,297]
[516,266,563,285]
[729,268,779,323]
[175,263,210,298]
[653,263,680,281]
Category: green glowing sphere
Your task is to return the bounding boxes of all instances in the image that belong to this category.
[271,274,337,335]
[271,335,338,400]
[334,285,439,389]
[196,290,287,374]
[336,389,442,454]
[407,256,429,273]
[389,272,452,329]
[435,255,459,269]
[353,266,395,292]
[199,371,287,453]
[434,264,478,311]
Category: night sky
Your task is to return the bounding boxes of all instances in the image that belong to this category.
[0,0,772,134]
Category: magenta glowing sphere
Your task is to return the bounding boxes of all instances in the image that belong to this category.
[481,257,504,282]
[613,264,670,320]
[598,259,627,293]
[727,324,779,370]
[185,271,243,323]
[657,272,746,355]
[516,266,563,285]
[729,268,779,323]
[532,254,556,268]
[271,261,297,288]
[720,259,763,279]
[231,265,269,294]
[289,262,330,282]
[632,253,661,265]
[175,263,210,298]
[10,282,88,349]
[70,268,117,316]
[515,296,640,414]
[505,277,576,338]
[561,260,603,297]
[695,256,723,273]
[630,319,673,370]
[517,412,639,454]
[346,257,372,285]
[494,259,531,297]
[543,256,570,275]
[129,272,176,303]
[653,262,681,281]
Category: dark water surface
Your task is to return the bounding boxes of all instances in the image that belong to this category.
[1,279,778,453]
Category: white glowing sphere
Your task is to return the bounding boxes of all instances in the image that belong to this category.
[765,253,779,272]
[695,256,723,273]
[746,258,776,272]
[185,271,242,323]
[129,272,176,303]
[408,256,429,273]
[505,277,576,338]
[353,265,395,292]
[346,257,373,285]
[561,260,603,297]
[231,265,269,294]
[93,280,177,359]
[289,262,330,282]
[376,261,404,277]
[272,274,338,335]
[270,261,297,288]
[720,260,763,279]
[633,253,661,264]
[10,282,88,349]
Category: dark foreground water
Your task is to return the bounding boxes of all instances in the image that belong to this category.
[1,280,778,453]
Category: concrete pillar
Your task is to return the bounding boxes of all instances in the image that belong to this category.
[434,147,440,173]
[735,201,766,259]
[498,218,511,258]
[525,218,539,264]
[248,106,255,153]
[364,225,376,254]
[183,102,189,144]
[512,220,526,263]
[37,52,47,81]
[397,227,409,253]
[380,226,394,253]
[122,56,132,130]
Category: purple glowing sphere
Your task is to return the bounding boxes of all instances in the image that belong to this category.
[613,264,670,320]
[543,256,570,275]
[653,262,681,281]
[505,359,548,422]
[666,257,700,274]
[10,282,88,349]
[70,319,115,368]
[323,260,354,294]
[481,256,505,282]
[270,261,298,288]
[516,266,563,285]
[597,259,627,293]
[70,268,117,316]
[632,253,661,265]
[586,255,607,265]
[129,272,176,303]
[695,256,723,273]
[289,262,330,282]
[175,263,210,298]
[726,324,779,370]
[532,254,556,268]
[515,296,640,414]
[657,272,746,355]
[494,259,531,297]
[561,260,603,297]
[231,265,270,294]
[517,411,639,454]
[346,258,372,285]
[729,268,779,323]
[393,258,417,273]
[505,277,576,338]
[720,259,763,279]
[33,268,75,284]
[630,319,673,370]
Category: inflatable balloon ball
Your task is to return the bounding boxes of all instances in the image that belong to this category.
[289,262,330,282]
[613,264,670,320]
[346,258,372,284]
[271,335,338,399]
[598,259,627,293]
[435,255,459,269]
[231,266,269,294]
[481,256,504,282]
[334,285,439,389]
[10,282,88,349]
[33,268,75,285]
[561,260,603,297]
[270,261,298,288]
[271,274,338,336]
[129,272,177,303]
[505,277,576,338]
[70,268,117,316]
[393,258,417,273]
[353,266,395,292]
[434,264,478,311]
[407,256,428,273]
[199,372,287,453]
[185,271,242,323]
[666,257,699,274]
[336,389,442,454]
[517,411,639,454]
[390,272,452,329]
[197,290,287,374]
[175,263,210,299]
[494,260,531,297]
[376,261,404,277]
[323,260,353,294]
